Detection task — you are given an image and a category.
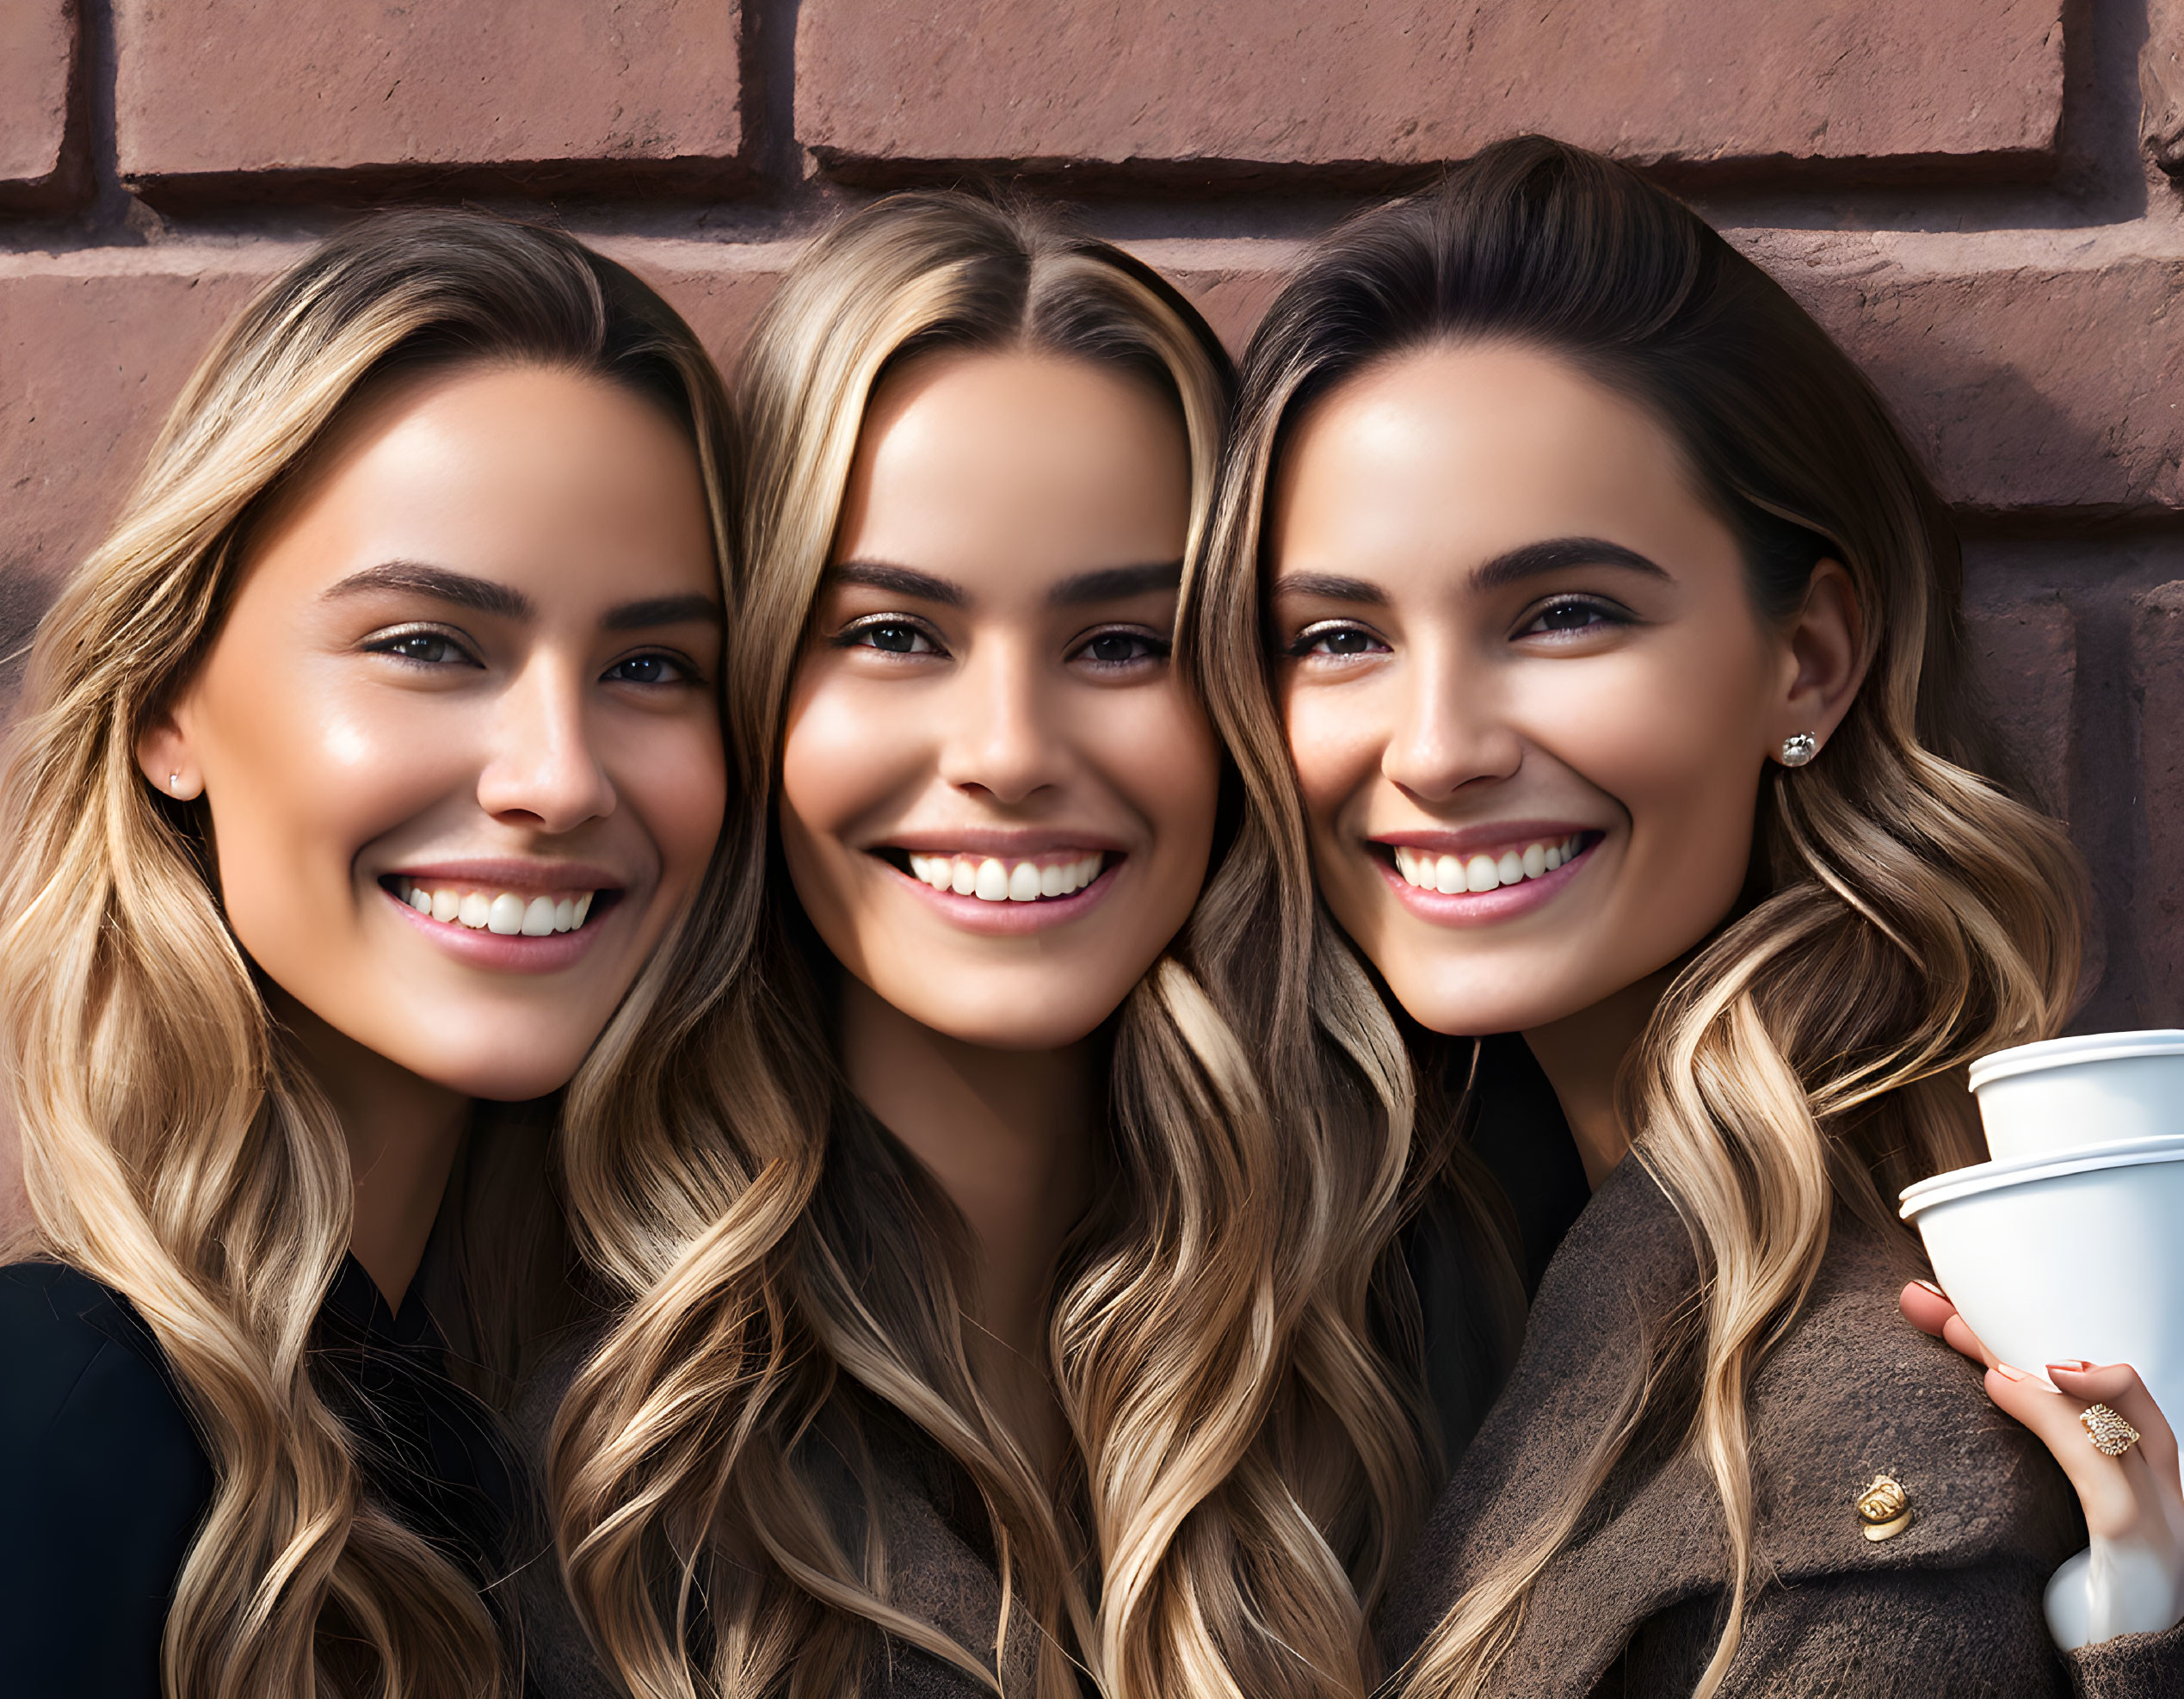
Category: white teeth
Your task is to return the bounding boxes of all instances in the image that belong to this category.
[398,879,599,936]
[1391,834,1589,894]
[903,852,1107,904]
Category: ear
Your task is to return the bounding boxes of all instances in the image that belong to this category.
[1772,559,1866,764]
[136,707,204,802]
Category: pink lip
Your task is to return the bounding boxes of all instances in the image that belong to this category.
[1373,834,1598,927]
[383,858,626,899]
[1374,820,1597,858]
[881,831,1126,857]
[888,855,1124,936]
[380,882,615,973]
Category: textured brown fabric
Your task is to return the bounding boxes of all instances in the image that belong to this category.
[1379,1160,2184,1696]
[505,1325,1018,1699]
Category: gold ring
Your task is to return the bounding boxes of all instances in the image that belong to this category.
[2081,1403,2142,1458]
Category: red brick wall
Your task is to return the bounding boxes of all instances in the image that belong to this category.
[3,0,2180,1030]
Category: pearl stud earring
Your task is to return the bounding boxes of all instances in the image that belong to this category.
[168,773,183,792]
[1778,732,1818,768]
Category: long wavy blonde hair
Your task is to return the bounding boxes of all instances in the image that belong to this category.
[549,190,1481,1699]
[0,210,738,1699]
[1190,138,2086,1699]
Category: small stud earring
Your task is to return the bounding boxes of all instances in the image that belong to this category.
[1779,732,1818,768]
[168,773,183,792]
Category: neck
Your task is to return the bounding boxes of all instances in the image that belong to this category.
[268,988,470,1311]
[836,975,1097,1458]
[1521,966,1679,1190]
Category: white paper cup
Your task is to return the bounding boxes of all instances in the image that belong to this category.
[1899,1136,2184,1425]
[1968,1030,2184,1162]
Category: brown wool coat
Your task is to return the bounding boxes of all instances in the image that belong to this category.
[1379,1159,2184,1698]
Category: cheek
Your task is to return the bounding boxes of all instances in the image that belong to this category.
[196,661,452,916]
[1101,685,1222,858]
[618,715,729,899]
[778,674,921,848]
[1280,680,1383,838]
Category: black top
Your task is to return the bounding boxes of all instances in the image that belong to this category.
[0,1255,521,1697]
[1464,1031,1593,1297]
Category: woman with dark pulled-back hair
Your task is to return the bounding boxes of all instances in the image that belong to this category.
[1189,137,2184,1694]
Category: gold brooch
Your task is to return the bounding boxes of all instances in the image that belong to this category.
[1856,1473,1913,1541]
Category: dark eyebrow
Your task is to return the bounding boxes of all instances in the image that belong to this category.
[1049,560,1184,607]
[828,560,966,607]
[602,593,723,632]
[1472,537,1670,590]
[322,560,534,619]
[1271,572,1388,606]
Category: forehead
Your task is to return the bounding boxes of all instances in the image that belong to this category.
[238,363,713,601]
[1270,342,1721,577]
[832,349,1190,587]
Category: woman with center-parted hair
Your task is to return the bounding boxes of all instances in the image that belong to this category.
[0,212,738,1698]
[523,190,1515,1699]
[1189,136,2184,1695]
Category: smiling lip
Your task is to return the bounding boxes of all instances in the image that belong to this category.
[1372,825,1601,927]
[377,859,627,973]
[873,836,1126,936]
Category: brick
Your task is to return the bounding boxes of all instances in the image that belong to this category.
[0,0,74,199]
[2147,0,2184,176]
[2132,583,2184,1024]
[798,0,2066,186]
[1739,232,2184,516]
[1962,583,2075,822]
[0,253,292,706]
[114,0,742,198]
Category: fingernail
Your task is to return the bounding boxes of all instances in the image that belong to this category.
[1913,1279,1946,1297]
[1995,1362,2031,1381]
[2045,1361,2095,1375]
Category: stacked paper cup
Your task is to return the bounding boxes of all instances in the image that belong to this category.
[1899,1031,2184,1644]
[1898,1030,2184,1429]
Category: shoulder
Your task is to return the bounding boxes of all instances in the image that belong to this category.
[0,1262,216,1688]
[0,1260,202,1458]
[1745,1212,2082,1580]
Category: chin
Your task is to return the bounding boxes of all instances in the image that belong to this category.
[914,995,1116,1053]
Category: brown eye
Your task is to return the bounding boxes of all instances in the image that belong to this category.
[369,630,476,666]
[1288,622,1387,658]
[1521,598,1626,637]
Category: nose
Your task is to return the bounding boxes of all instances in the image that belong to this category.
[935,634,1064,806]
[474,658,619,832]
[1380,637,1523,802]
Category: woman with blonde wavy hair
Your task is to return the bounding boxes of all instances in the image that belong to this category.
[0,210,737,1697]
[1193,136,2184,1694]
[533,190,1505,1699]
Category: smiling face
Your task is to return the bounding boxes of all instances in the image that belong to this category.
[779,349,1219,1052]
[139,362,726,1101]
[1269,342,1858,1038]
